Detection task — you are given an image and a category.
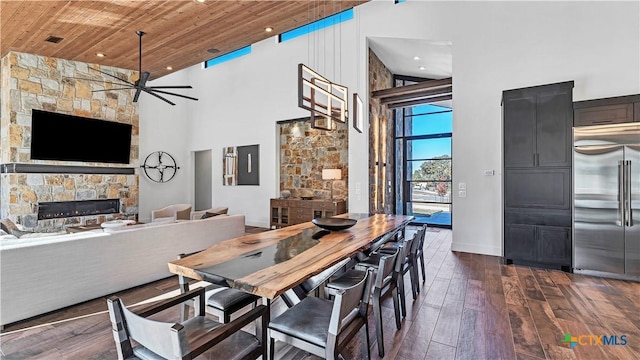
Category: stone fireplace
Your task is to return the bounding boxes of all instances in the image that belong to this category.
[0,52,139,231]
[37,199,120,220]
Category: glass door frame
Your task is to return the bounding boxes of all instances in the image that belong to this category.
[394,101,453,228]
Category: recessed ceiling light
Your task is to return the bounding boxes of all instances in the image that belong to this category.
[194,0,206,3]
[419,66,426,70]
[265,27,273,33]
[96,53,106,57]
[413,56,420,61]
[166,66,173,70]
[207,48,220,54]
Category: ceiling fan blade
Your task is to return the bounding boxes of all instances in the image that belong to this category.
[149,89,199,101]
[141,88,176,106]
[133,87,143,102]
[92,86,135,92]
[133,72,150,102]
[90,67,135,86]
[147,85,193,89]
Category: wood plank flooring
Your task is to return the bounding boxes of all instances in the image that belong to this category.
[1,226,639,359]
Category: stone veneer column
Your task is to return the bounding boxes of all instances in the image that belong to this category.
[0,51,139,231]
[368,49,394,214]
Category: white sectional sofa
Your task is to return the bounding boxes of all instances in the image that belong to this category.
[0,214,245,328]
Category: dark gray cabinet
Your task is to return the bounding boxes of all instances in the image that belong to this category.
[502,81,574,270]
[573,94,640,127]
[504,224,571,266]
[504,85,572,168]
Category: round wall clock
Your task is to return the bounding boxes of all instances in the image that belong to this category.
[141,151,179,183]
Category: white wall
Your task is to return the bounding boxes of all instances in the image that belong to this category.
[140,1,640,254]
[138,70,191,223]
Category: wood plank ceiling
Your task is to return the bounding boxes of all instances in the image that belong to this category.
[1,0,368,80]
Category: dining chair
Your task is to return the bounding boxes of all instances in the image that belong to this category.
[107,287,267,360]
[325,247,401,357]
[284,257,356,304]
[177,252,260,323]
[268,268,374,360]
[382,225,426,300]
[415,225,427,283]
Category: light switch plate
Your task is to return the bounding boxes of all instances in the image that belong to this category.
[458,182,467,190]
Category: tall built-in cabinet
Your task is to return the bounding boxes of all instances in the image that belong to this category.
[503,81,574,271]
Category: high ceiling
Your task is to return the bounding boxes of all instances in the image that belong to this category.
[1,0,368,80]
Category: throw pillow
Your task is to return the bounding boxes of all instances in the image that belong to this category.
[201,211,222,219]
[176,207,192,220]
[210,207,229,215]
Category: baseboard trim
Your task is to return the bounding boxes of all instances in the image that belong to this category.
[451,241,501,256]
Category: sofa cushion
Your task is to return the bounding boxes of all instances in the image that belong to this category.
[191,207,229,220]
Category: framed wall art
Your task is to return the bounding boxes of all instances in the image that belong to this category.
[353,93,364,133]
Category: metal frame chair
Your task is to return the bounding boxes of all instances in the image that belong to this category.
[326,247,401,357]
[107,287,267,360]
[177,252,260,323]
[268,268,374,360]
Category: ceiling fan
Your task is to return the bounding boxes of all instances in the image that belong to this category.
[77,30,198,106]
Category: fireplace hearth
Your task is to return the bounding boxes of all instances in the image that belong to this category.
[38,199,120,220]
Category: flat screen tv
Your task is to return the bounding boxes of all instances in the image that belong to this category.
[30,109,132,164]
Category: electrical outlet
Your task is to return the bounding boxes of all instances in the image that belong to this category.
[459,190,467,198]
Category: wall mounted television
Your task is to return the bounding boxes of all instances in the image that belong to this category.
[30,109,132,164]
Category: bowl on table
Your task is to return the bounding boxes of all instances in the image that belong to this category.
[312,217,357,231]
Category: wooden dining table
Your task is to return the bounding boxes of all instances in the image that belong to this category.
[167,213,413,300]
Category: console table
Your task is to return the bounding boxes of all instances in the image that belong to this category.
[270,198,346,228]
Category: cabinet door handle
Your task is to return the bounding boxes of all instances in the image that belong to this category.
[533,153,536,166]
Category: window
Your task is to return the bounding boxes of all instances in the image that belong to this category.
[204,46,251,68]
[278,9,353,43]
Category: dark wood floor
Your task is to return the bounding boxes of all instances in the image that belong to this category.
[1,226,639,359]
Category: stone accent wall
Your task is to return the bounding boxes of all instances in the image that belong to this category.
[368,49,394,214]
[279,118,348,201]
[0,51,139,230]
